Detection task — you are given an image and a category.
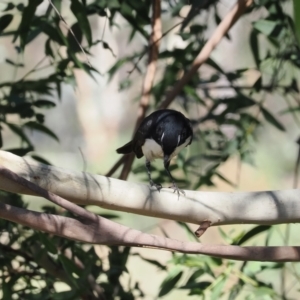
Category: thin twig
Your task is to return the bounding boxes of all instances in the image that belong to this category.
[127,20,184,76]
[48,0,91,67]
[19,56,48,81]
[105,155,126,177]
[293,137,300,189]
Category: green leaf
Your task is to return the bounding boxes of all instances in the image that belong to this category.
[108,58,130,80]
[5,122,32,146]
[70,0,92,46]
[23,121,59,142]
[250,29,259,67]
[31,154,52,165]
[98,213,119,219]
[45,38,54,58]
[214,172,236,188]
[0,14,13,33]
[3,3,15,12]
[67,22,83,52]
[235,225,271,246]
[33,100,56,108]
[40,21,66,45]
[260,107,285,131]
[177,222,199,241]
[5,59,24,67]
[180,281,211,290]
[16,0,43,49]
[294,0,300,44]
[253,20,277,36]
[5,147,33,156]
[186,269,205,284]
[205,58,224,74]
[280,106,300,114]
[253,286,276,297]
[211,276,226,300]
[38,232,57,254]
[132,253,167,270]
[58,255,81,288]
[159,269,183,297]
[0,127,2,148]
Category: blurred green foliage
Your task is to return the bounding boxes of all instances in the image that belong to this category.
[0,0,300,299]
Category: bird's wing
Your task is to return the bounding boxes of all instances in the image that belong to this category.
[132,117,154,158]
[187,118,193,146]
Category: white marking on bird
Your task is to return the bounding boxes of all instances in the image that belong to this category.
[170,136,191,159]
[142,139,164,162]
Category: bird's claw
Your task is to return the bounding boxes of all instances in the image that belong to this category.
[150,180,162,192]
[169,183,185,197]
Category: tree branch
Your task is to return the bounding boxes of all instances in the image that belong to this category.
[1,150,300,261]
[1,150,300,227]
[0,198,300,262]
[119,0,162,180]
[158,0,253,109]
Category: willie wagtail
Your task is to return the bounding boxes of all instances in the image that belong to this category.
[116,109,193,195]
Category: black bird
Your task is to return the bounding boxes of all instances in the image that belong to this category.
[116,109,193,195]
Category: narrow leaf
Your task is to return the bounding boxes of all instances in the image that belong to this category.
[5,147,33,156]
[260,107,285,131]
[5,122,32,146]
[177,221,199,241]
[38,232,57,254]
[70,0,92,46]
[250,29,260,67]
[0,128,2,148]
[16,0,43,49]
[294,0,300,43]
[159,269,183,297]
[0,14,13,33]
[236,225,271,246]
[33,100,56,108]
[253,20,277,36]
[5,59,24,67]
[132,253,167,270]
[31,154,52,165]
[23,121,59,142]
[280,106,300,114]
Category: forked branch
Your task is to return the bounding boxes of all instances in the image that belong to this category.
[0,162,300,262]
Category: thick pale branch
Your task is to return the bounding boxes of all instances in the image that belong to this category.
[1,150,300,261]
[0,202,299,262]
[1,150,300,227]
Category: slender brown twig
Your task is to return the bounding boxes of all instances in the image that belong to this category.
[105,155,126,177]
[119,0,162,180]
[48,0,91,66]
[158,0,253,109]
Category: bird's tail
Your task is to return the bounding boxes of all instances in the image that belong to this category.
[116,141,133,154]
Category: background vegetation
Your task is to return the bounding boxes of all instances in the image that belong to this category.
[0,0,300,299]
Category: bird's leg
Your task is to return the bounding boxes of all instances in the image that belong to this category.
[145,160,162,191]
[163,156,185,197]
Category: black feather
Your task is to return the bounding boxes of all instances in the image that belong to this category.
[116,141,133,154]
